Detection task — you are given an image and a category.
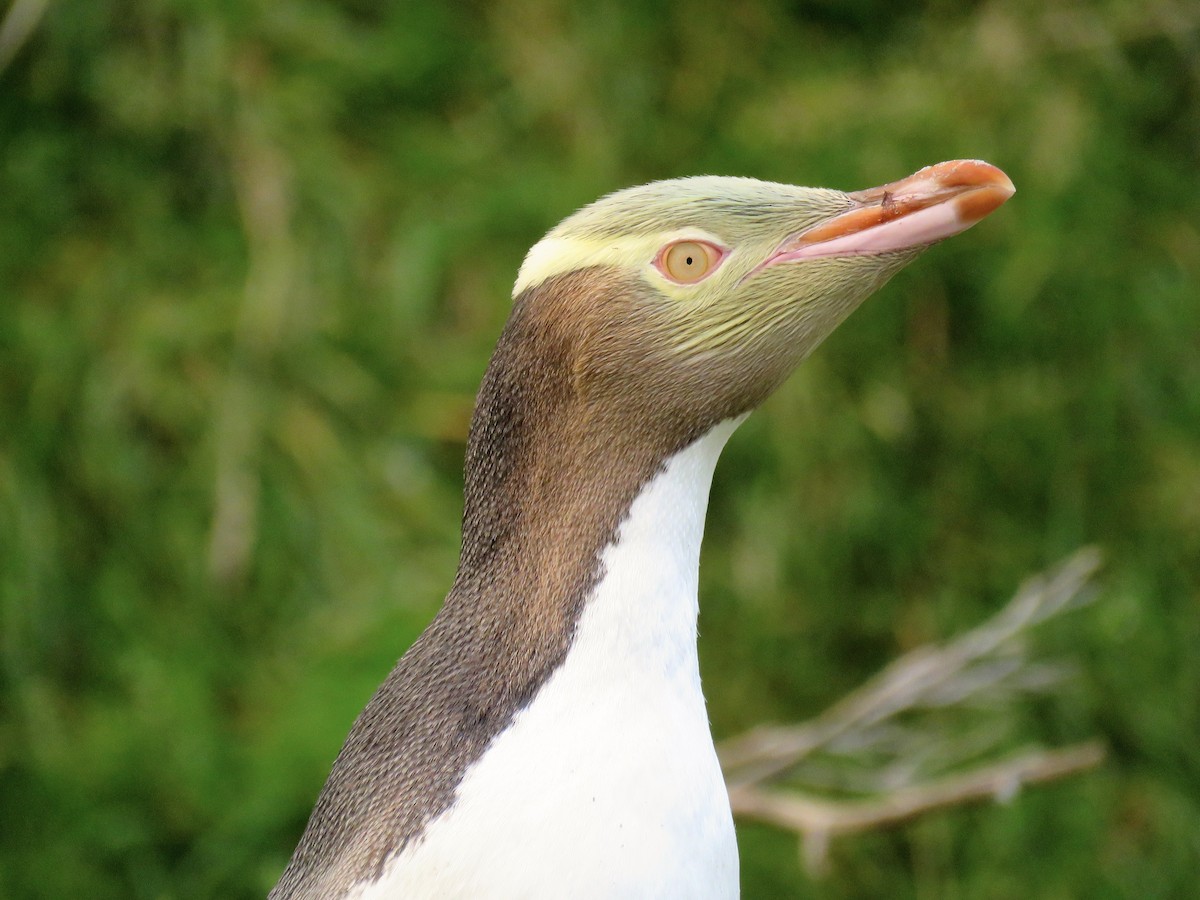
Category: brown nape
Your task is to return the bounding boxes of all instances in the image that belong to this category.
[269,267,769,900]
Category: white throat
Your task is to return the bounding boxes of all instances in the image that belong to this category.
[358,416,746,899]
[581,413,744,670]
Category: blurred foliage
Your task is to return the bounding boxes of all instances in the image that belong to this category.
[1,0,1198,897]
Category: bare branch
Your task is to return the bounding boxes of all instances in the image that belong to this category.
[729,741,1106,874]
[720,548,1103,787]
[719,549,1107,874]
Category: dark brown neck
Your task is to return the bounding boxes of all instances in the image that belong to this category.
[271,268,753,899]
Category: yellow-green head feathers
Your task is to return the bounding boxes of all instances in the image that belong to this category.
[507,162,1012,419]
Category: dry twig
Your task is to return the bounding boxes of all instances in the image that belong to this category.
[719,548,1106,873]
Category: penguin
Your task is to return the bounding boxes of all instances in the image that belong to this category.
[271,160,1014,899]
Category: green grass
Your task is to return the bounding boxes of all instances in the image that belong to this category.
[1,0,1197,896]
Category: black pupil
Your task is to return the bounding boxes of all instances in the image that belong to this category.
[685,256,694,266]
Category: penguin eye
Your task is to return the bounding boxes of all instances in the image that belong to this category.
[656,240,724,284]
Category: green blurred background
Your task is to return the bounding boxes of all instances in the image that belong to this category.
[1,0,1197,896]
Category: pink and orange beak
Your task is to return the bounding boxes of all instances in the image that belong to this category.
[772,160,1015,263]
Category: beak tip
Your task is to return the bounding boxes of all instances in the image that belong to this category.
[954,184,1014,225]
[929,158,1015,191]
[944,160,1015,224]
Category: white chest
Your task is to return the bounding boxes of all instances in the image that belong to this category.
[355,419,744,899]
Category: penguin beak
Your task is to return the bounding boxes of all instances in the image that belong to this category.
[769,160,1015,263]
